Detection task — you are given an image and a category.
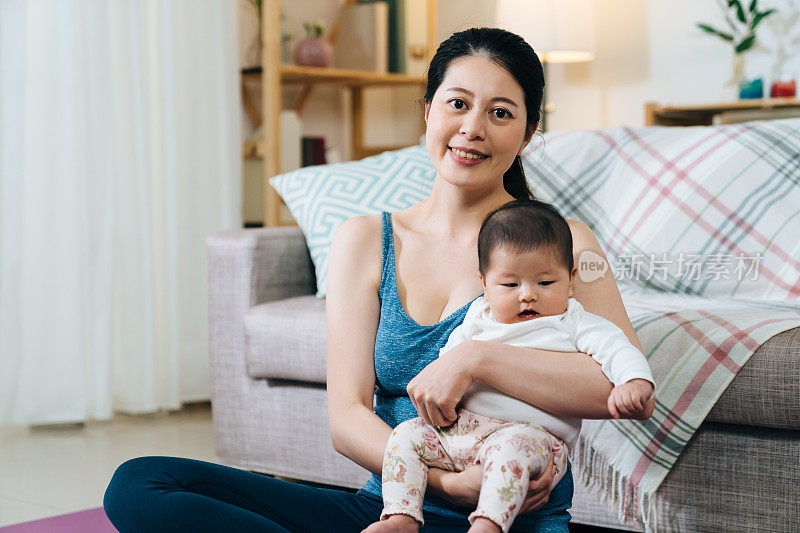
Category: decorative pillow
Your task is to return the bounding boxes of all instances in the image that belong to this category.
[523,118,800,300]
[270,144,434,297]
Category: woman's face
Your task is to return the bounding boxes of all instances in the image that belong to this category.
[425,55,532,193]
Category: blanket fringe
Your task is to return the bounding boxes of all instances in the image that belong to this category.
[573,436,658,533]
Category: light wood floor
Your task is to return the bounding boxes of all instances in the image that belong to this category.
[0,402,216,527]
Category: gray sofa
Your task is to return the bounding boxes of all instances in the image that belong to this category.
[207,226,799,532]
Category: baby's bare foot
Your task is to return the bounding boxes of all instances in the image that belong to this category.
[468,516,502,533]
[361,514,419,533]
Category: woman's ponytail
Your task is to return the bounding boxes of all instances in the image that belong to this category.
[503,156,535,200]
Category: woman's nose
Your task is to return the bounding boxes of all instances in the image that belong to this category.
[459,109,485,140]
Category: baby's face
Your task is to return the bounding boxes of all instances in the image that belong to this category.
[481,246,576,324]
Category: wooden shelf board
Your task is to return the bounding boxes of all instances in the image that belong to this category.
[649,98,800,114]
[242,140,264,159]
[242,65,426,87]
[353,144,420,159]
[242,141,418,162]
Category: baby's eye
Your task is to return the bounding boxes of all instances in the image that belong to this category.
[538,281,555,286]
[492,108,511,119]
[449,99,466,110]
[502,283,518,288]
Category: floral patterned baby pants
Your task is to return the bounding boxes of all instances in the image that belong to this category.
[381,409,568,533]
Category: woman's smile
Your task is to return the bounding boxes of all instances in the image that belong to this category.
[448,145,491,166]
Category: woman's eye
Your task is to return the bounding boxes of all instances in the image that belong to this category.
[492,108,511,119]
[449,99,466,110]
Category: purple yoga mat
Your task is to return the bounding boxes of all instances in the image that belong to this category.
[0,507,116,533]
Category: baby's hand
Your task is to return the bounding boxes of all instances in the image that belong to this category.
[607,379,654,419]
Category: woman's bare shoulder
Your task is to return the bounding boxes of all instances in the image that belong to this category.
[566,218,599,249]
[334,214,382,243]
[329,214,383,288]
[566,218,642,349]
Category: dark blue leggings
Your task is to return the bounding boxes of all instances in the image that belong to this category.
[103,456,572,532]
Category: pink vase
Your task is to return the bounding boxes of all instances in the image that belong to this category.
[294,37,334,67]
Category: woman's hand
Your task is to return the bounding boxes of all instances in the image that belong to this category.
[406,341,479,427]
[436,455,556,514]
[435,465,484,508]
[519,454,556,515]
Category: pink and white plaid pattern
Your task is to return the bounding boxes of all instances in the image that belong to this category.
[522,119,800,531]
[524,119,800,301]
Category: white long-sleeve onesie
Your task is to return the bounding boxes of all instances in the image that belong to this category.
[441,296,655,449]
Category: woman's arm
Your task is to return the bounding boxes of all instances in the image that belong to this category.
[326,216,472,499]
[407,221,654,424]
[326,216,391,475]
[567,219,655,420]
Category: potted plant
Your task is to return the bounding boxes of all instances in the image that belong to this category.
[294,20,334,68]
[697,0,775,98]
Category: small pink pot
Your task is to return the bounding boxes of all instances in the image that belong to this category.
[294,37,334,67]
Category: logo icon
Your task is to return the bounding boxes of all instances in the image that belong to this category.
[577,250,609,283]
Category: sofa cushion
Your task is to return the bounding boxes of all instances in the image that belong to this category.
[244,296,799,429]
[269,145,435,298]
[245,295,327,383]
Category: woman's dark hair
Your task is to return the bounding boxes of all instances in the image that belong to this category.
[424,27,545,200]
[478,199,573,276]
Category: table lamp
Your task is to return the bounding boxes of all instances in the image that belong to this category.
[495,0,596,132]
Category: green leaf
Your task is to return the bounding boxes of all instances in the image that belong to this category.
[751,9,775,30]
[697,23,735,41]
[731,0,746,23]
[736,34,756,53]
[748,0,757,13]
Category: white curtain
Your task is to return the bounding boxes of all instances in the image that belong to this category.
[0,0,241,425]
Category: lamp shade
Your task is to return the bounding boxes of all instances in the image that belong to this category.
[495,0,596,63]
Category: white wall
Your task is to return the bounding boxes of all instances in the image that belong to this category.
[539,0,800,131]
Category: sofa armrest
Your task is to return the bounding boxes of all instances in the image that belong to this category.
[207,226,315,308]
[707,325,800,429]
[206,227,315,462]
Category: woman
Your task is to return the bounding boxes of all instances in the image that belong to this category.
[104,28,654,532]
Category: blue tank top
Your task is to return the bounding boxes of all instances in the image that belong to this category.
[358,212,574,524]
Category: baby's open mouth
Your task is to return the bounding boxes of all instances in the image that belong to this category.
[518,309,539,318]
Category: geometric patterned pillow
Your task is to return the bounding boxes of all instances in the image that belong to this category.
[270,144,434,297]
[523,118,800,300]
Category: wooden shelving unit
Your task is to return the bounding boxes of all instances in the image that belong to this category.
[645,98,800,126]
[250,0,438,227]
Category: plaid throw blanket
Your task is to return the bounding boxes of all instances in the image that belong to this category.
[522,119,800,531]
[576,289,800,531]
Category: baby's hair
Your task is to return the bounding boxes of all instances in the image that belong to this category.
[478,199,574,276]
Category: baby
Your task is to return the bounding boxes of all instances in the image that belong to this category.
[365,199,655,533]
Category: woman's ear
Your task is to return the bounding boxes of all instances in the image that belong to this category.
[517,125,537,156]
